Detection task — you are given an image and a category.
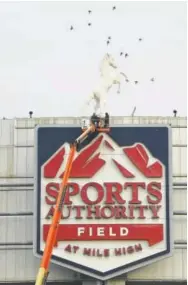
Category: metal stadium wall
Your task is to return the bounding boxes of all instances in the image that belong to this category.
[0,116,187,285]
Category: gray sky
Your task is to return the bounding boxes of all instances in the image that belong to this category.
[0,1,187,118]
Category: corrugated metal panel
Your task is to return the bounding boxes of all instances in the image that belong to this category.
[0,120,14,146]
[111,116,187,127]
[0,215,186,244]
[172,127,187,145]
[127,249,186,280]
[173,216,187,241]
[0,147,14,177]
[0,177,34,185]
[13,147,34,177]
[0,249,79,282]
[173,176,187,184]
[15,117,80,128]
[173,190,187,212]
[15,129,34,146]
[0,190,33,212]
[0,216,32,244]
[182,249,187,280]
[172,147,187,176]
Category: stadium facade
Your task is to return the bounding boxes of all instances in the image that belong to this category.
[0,116,186,285]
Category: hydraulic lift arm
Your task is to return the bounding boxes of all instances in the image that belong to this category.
[35,143,75,285]
[34,124,97,285]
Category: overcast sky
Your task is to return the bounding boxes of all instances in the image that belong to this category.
[0,1,187,118]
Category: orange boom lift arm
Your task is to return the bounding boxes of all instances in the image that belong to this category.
[35,144,75,285]
[34,122,102,285]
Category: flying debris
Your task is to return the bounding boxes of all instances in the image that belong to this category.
[120,52,123,56]
[125,53,129,58]
[134,81,139,84]
[112,6,116,10]
[150,77,155,82]
[107,40,110,45]
[88,10,92,14]
[138,38,143,41]
[108,36,111,40]
[88,22,92,26]
[70,26,74,30]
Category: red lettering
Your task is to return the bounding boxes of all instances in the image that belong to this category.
[135,244,142,252]
[114,248,121,256]
[45,206,55,219]
[86,206,101,219]
[73,206,85,219]
[73,246,79,253]
[64,244,71,253]
[45,182,80,205]
[104,183,125,204]
[97,249,103,257]
[127,246,134,254]
[101,206,115,219]
[147,182,162,204]
[149,205,161,218]
[104,249,110,257]
[124,182,146,204]
[64,183,79,204]
[114,206,127,219]
[62,206,71,219]
[92,248,96,256]
[83,248,91,256]
[137,205,148,219]
[44,182,163,221]
[81,183,104,205]
[45,183,58,205]
[128,205,135,219]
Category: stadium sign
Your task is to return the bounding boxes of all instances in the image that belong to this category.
[34,125,172,280]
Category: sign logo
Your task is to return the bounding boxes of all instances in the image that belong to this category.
[34,126,172,280]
